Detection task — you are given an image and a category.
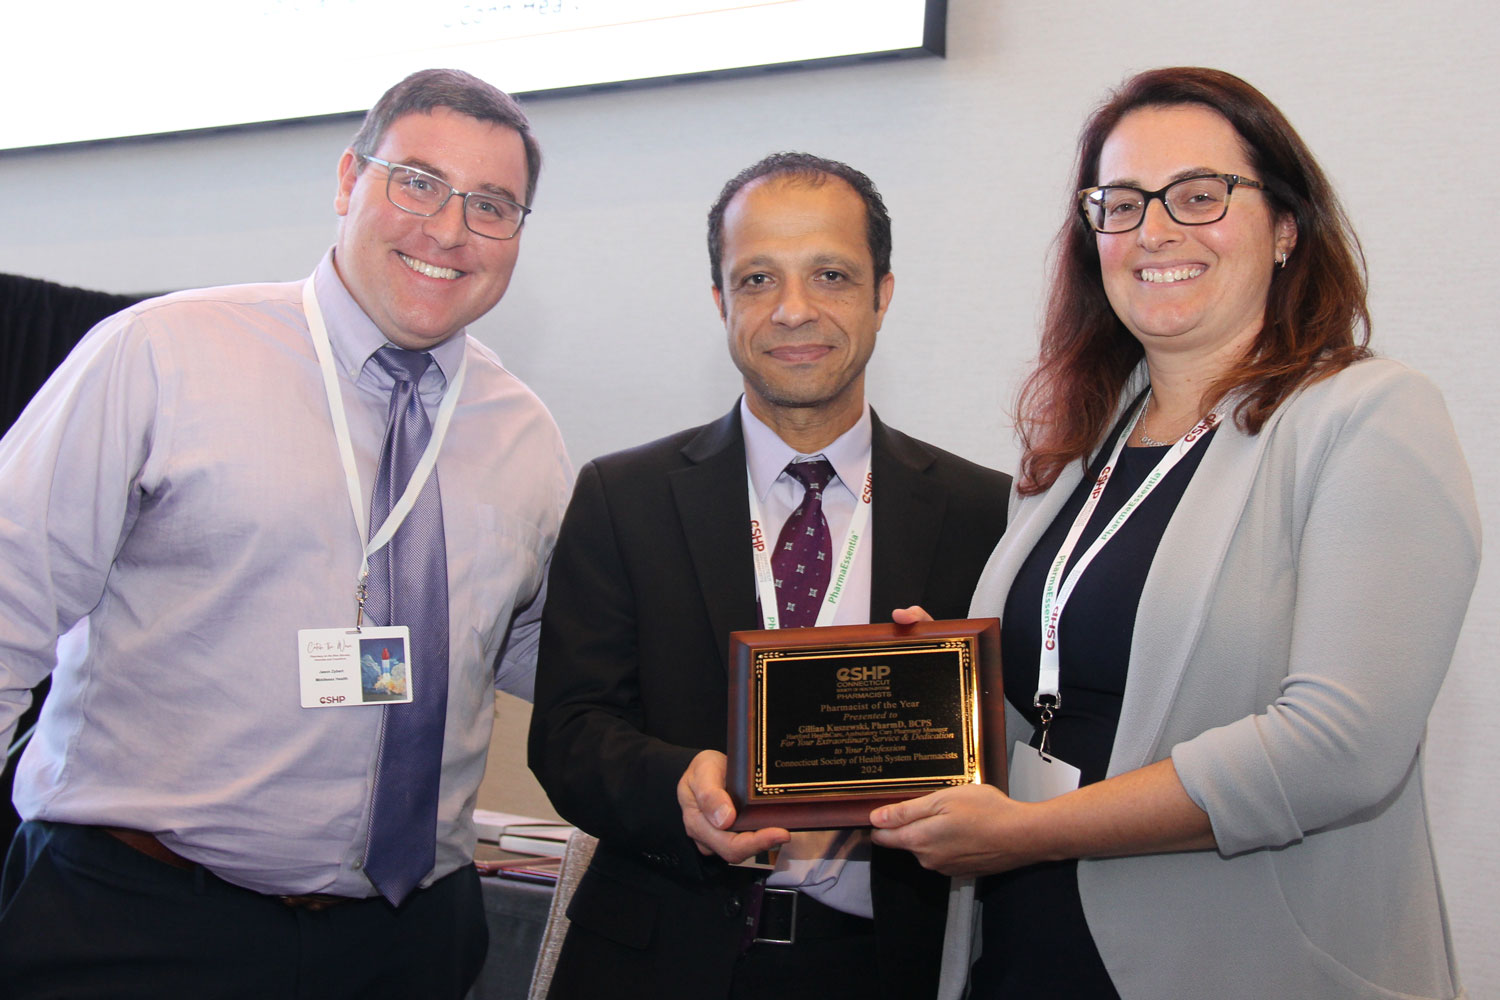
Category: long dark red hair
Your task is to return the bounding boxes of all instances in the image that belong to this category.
[1016,67,1371,495]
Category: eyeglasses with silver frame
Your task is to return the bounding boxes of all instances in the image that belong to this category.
[1077,173,1266,234]
[359,154,531,240]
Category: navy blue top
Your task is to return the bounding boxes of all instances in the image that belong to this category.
[972,401,1216,998]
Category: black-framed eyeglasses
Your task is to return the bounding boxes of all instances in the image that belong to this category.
[359,154,531,240]
[1077,173,1266,234]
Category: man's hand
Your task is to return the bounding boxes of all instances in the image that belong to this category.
[677,750,790,864]
[891,605,933,625]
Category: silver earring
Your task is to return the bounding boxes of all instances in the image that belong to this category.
[1276,250,1289,268]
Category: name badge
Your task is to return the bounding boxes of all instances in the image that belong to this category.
[298,626,413,708]
[1007,740,1081,802]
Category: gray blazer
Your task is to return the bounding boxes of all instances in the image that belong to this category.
[940,358,1480,1000]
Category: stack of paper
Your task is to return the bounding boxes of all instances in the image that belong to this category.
[472,809,575,857]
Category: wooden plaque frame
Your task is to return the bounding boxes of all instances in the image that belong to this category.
[726,618,1004,831]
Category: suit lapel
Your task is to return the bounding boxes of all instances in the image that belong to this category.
[968,370,1157,626]
[670,407,758,672]
[674,406,955,663]
[1109,398,1287,773]
[968,459,1076,621]
[979,366,1291,774]
[869,411,945,619]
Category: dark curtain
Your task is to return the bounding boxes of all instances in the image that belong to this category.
[1,273,146,428]
[2,273,155,848]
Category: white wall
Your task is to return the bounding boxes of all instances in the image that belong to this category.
[3,0,1495,989]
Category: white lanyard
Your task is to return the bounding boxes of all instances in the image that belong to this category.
[748,458,872,630]
[1035,396,1219,714]
[302,276,466,620]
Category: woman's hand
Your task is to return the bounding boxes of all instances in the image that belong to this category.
[870,784,1048,878]
[891,605,933,625]
[870,760,1217,877]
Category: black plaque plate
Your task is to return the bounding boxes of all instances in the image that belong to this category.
[727,618,1004,830]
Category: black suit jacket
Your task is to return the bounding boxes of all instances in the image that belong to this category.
[529,406,1010,1000]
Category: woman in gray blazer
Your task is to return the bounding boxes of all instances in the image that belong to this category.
[870,68,1479,999]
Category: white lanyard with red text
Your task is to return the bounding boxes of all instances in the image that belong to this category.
[1034,396,1220,745]
[748,458,872,630]
[302,276,466,621]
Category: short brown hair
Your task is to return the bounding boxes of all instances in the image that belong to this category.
[350,68,542,205]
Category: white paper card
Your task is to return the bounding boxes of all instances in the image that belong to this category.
[298,626,413,708]
[1008,740,1082,802]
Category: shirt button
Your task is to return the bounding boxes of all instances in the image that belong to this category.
[723,896,743,918]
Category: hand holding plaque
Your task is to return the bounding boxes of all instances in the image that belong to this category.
[677,748,792,862]
[726,618,1005,830]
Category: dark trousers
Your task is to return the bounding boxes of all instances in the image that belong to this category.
[0,821,488,1000]
[547,879,886,1000]
[727,921,884,1000]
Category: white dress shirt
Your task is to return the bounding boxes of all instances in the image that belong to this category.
[740,397,874,918]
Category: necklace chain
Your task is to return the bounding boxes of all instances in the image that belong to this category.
[1134,387,1174,447]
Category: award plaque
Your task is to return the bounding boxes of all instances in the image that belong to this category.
[727,618,1004,831]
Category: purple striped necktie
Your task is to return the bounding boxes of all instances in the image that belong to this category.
[362,346,449,906]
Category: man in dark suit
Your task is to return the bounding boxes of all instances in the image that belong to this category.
[528,153,1009,1000]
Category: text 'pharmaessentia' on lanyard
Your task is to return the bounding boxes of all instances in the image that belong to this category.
[1035,397,1220,723]
[748,459,871,630]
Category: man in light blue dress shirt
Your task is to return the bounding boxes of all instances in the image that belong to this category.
[0,69,570,998]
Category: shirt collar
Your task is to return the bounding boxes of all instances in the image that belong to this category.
[314,248,467,387]
[740,396,873,501]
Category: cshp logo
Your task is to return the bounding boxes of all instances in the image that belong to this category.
[751,519,765,552]
[837,664,891,683]
[1183,412,1220,444]
[1089,467,1111,500]
[860,471,873,504]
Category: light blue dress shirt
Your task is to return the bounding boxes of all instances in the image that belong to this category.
[0,251,570,897]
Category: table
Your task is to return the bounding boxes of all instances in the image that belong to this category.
[467,875,554,1000]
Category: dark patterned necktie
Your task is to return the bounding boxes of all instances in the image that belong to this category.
[362,346,450,906]
[771,460,836,629]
